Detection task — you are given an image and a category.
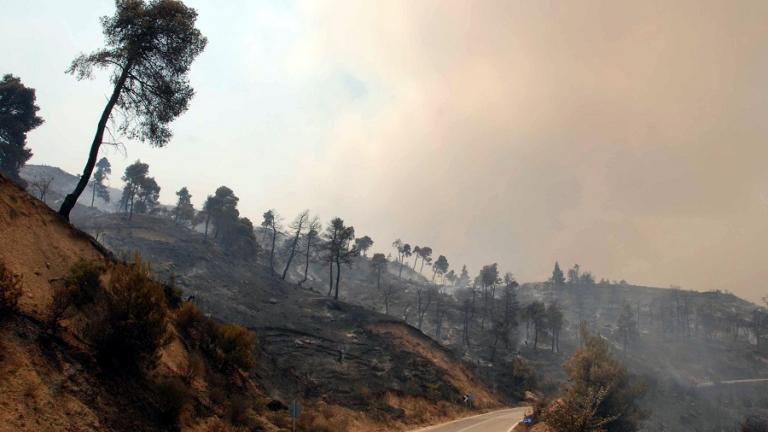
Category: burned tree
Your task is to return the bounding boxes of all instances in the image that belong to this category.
[298,217,321,287]
[371,253,392,312]
[90,157,112,207]
[354,235,373,257]
[29,176,54,201]
[281,210,309,280]
[261,209,281,274]
[547,302,564,353]
[173,186,194,225]
[323,218,357,300]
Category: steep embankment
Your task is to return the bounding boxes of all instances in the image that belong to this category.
[0,175,503,431]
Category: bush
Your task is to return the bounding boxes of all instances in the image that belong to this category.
[64,260,104,306]
[0,262,22,315]
[89,260,169,371]
[154,377,190,425]
[175,302,256,374]
[176,302,208,344]
[210,323,257,373]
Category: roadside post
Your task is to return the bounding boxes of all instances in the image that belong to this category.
[289,399,302,432]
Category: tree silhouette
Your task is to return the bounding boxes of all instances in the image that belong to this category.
[281,210,309,280]
[205,186,238,238]
[547,302,564,352]
[323,217,357,299]
[0,74,43,185]
[525,301,547,349]
[90,157,112,207]
[370,253,388,291]
[173,186,194,225]
[354,235,373,257]
[412,246,421,268]
[298,217,321,287]
[133,175,160,215]
[59,0,207,219]
[551,261,565,285]
[567,264,581,284]
[120,160,153,218]
[261,209,281,274]
[432,255,449,283]
[418,246,432,274]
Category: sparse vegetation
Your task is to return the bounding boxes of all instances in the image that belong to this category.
[210,323,257,373]
[88,259,169,371]
[64,259,105,306]
[175,301,256,374]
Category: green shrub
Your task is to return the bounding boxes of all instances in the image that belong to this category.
[64,260,104,307]
[154,377,190,425]
[0,262,22,315]
[89,259,169,371]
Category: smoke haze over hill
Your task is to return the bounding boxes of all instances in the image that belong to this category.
[4,1,768,300]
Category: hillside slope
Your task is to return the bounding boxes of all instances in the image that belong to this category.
[0,174,503,431]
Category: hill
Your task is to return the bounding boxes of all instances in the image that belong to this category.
[72,208,768,431]
[0,174,504,431]
[20,164,122,213]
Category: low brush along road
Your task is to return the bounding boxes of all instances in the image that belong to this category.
[410,407,530,432]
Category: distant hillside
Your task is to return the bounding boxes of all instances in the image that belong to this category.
[20,164,122,212]
[14,164,768,431]
[70,208,768,432]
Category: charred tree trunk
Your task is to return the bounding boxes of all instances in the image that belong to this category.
[334,256,341,300]
[269,225,277,274]
[299,234,314,286]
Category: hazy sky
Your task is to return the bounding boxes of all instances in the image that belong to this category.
[4,1,768,301]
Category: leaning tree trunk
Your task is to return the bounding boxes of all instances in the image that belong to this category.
[551,331,556,352]
[60,61,132,220]
[281,231,302,280]
[269,227,277,274]
[90,182,96,207]
[298,235,313,286]
[334,257,342,300]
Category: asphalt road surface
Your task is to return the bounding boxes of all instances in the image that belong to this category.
[411,407,530,432]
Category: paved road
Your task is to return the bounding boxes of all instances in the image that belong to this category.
[411,407,530,432]
[696,378,768,387]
